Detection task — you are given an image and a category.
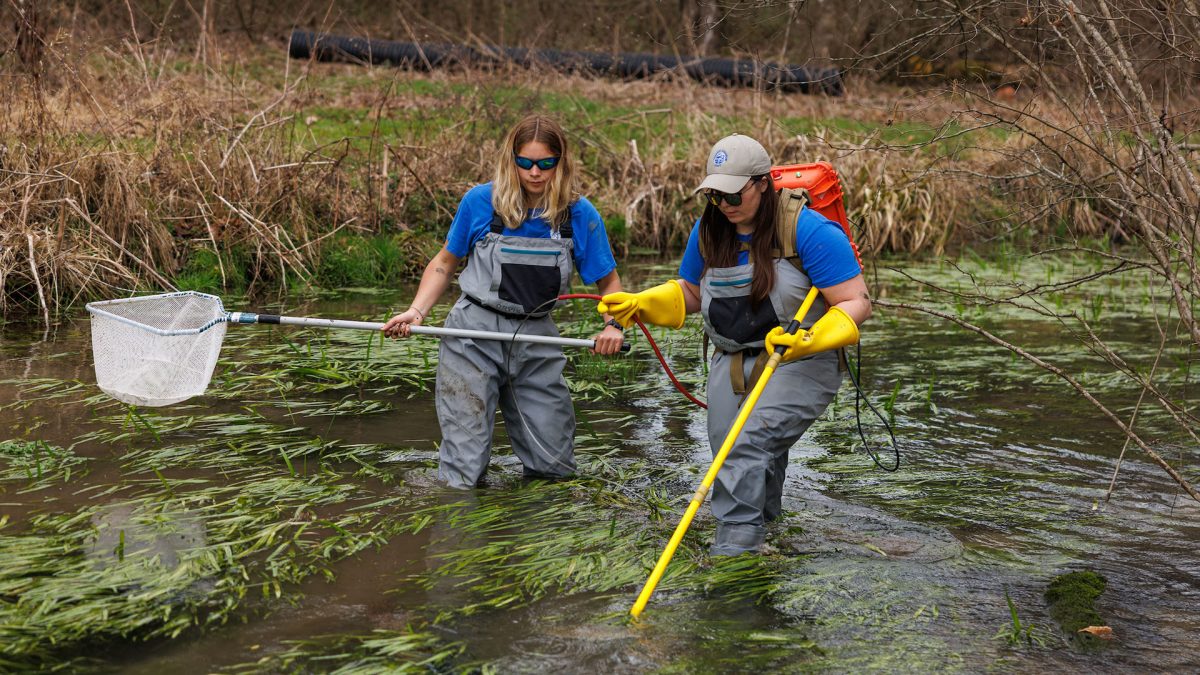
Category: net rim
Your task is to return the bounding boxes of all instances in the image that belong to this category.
[86,291,229,336]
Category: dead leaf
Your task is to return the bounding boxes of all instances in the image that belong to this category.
[1078,625,1114,640]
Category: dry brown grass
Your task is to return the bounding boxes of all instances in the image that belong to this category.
[1,25,1147,319]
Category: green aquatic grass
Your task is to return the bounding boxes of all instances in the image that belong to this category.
[224,627,468,674]
[996,587,1048,648]
[0,475,400,668]
[0,378,94,410]
[0,440,88,492]
[397,459,787,626]
[1,339,437,667]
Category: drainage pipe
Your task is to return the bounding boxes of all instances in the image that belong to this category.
[288,30,843,96]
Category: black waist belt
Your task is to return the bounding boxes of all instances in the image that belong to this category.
[719,346,764,357]
[464,294,551,320]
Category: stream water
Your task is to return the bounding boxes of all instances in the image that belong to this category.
[1,258,1197,672]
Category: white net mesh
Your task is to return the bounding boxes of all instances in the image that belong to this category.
[87,292,228,407]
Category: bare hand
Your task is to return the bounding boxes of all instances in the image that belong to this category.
[382,308,423,338]
[590,324,625,355]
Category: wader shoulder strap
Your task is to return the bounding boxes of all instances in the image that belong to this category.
[489,209,575,238]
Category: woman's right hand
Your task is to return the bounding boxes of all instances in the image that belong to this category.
[382,307,424,338]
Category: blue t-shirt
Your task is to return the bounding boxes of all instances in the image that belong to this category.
[445,183,617,286]
[678,207,860,287]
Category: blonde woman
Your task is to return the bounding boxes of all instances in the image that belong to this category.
[384,115,624,489]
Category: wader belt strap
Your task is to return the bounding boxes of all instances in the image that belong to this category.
[730,351,745,395]
[464,293,550,319]
[727,348,770,396]
[489,211,574,238]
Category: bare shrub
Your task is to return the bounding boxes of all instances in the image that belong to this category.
[856,0,1200,501]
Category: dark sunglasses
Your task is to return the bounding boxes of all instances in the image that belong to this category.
[703,177,760,207]
[513,154,561,171]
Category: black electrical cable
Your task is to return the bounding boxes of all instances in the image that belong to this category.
[845,329,900,472]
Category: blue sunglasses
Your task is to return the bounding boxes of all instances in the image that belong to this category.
[513,154,560,171]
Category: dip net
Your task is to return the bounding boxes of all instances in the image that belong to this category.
[86,292,228,407]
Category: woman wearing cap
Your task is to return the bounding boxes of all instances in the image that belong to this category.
[600,134,870,555]
[384,114,625,489]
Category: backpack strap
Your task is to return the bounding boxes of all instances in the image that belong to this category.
[772,187,809,273]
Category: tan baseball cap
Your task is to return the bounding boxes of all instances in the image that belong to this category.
[694,134,772,194]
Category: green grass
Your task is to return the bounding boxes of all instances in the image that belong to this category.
[295,78,997,167]
[314,232,437,288]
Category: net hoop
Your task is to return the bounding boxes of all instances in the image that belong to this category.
[86,292,230,407]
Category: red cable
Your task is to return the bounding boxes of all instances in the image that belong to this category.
[559,293,707,409]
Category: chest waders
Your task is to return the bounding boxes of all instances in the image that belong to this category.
[700,205,845,555]
[436,212,578,489]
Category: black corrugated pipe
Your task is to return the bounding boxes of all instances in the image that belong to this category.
[288,30,844,96]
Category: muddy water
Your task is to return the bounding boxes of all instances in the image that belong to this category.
[1,260,1198,672]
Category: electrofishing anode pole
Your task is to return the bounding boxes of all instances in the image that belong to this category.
[227,312,629,351]
[629,285,821,619]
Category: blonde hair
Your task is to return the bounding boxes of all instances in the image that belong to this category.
[492,115,577,230]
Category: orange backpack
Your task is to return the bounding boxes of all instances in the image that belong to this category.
[769,161,863,271]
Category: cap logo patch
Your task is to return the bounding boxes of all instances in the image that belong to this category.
[713,150,728,166]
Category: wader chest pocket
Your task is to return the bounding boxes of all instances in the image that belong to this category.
[709,295,778,345]
[498,248,563,314]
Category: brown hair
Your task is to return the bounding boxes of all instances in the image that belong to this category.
[698,174,780,306]
[492,114,577,229]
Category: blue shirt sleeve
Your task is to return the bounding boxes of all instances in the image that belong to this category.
[678,220,705,285]
[794,208,861,288]
[444,184,495,258]
[570,197,617,286]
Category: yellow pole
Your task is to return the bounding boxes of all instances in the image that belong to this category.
[630,287,820,619]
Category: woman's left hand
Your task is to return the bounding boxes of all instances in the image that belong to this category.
[590,324,625,355]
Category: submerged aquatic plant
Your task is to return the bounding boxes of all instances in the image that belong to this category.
[1045,570,1108,649]
[401,468,785,624]
[0,439,87,492]
[225,627,467,674]
[995,588,1046,647]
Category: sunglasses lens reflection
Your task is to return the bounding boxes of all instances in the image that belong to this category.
[514,155,559,170]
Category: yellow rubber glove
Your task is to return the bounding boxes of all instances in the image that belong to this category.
[764,306,859,362]
[598,280,686,329]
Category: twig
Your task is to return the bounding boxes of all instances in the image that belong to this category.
[875,298,1200,504]
[388,144,454,221]
[1104,339,1163,503]
[219,91,290,170]
[64,198,177,291]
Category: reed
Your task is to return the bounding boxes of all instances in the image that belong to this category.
[1,24,1103,320]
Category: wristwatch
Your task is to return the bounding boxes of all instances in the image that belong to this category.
[605,318,624,331]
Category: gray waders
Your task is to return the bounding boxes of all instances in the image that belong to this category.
[436,213,577,489]
[701,258,843,555]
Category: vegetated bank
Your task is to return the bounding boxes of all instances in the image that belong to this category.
[0,33,1131,319]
